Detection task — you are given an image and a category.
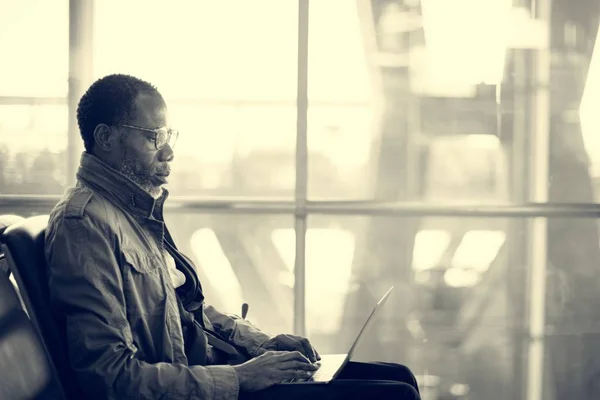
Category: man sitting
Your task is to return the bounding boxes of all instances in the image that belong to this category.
[45,73,420,399]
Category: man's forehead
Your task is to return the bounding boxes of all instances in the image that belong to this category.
[131,92,168,126]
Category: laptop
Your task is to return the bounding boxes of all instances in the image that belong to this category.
[281,286,394,385]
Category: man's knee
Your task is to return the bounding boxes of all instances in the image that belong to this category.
[378,362,416,377]
[393,363,416,376]
[376,362,419,391]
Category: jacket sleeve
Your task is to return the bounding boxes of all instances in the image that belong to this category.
[45,214,239,400]
[203,305,272,357]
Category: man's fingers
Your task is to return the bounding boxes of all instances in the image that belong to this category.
[285,335,318,362]
[280,335,300,348]
[279,368,316,381]
[278,360,319,371]
[259,350,287,358]
[299,338,317,363]
[271,335,319,362]
[276,350,312,364]
[314,348,321,361]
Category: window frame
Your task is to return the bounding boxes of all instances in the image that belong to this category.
[0,2,581,400]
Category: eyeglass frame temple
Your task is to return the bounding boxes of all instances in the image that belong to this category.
[119,124,178,150]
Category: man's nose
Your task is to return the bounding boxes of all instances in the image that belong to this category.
[158,144,174,162]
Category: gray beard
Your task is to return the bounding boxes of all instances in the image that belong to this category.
[118,159,163,199]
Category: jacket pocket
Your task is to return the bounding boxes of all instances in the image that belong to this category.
[121,250,166,315]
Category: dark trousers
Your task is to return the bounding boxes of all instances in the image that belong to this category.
[239,361,420,399]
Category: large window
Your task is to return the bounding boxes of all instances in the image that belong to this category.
[2,1,600,399]
[94,0,299,197]
[0,0,69,195]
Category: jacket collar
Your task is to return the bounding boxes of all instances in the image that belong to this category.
[76,152,168,219]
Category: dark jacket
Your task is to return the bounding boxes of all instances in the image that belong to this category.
[45,152,271,399]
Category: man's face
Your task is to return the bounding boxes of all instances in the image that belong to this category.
[116,93,174,198]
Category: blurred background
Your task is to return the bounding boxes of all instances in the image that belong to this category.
[2,0,600,398]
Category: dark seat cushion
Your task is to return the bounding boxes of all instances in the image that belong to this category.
[1,215,82,399]
[0,267,61,399]
[0,215,24,275]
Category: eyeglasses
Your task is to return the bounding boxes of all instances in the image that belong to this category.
[120,124,179,150]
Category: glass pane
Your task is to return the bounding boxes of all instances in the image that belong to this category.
[0,1,69,196]
[0,105,68,195]
[168,104,296,196]
[307,0,600,204]
[166,212,293,335]
[0,209,294,336]
[303,214,600,400]
[558,2,600,203]
[307,0,375,199]
[93,0,298,197]
[0,0,68,97]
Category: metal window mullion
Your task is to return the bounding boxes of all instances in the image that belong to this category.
[509,34,530,400]
[526,0,552,398]
[293,0,310,338]
[6,195,600,217]
[67,0,94,187]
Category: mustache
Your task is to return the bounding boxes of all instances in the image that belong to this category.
[156,165,171,175]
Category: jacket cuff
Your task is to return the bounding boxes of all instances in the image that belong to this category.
[247,333,271,357]
[231,319,272,357]
[207,365,239,400]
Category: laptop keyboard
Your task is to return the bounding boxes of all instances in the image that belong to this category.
[309,363,331,380]
[291,361,339,382]
[284,354,347,383]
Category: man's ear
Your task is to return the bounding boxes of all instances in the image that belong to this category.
[93,124,116,152]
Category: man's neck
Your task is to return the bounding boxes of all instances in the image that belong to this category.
[77,152,168,218]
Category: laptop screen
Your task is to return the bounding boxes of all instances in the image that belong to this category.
[346,286,394,359]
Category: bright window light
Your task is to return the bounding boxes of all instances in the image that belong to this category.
[0,0,68,97]
[421,0,512,85]
[412,229,451,271]
[308,0,374,169]
[168,106,237,163]
[271,228,355,287]
[95,0,372,102]
[450,383,471,397]
[451,230,506,272]
[307,107,374,168]
[464,134,501,150]
[580,24,600,177]
[444,268,481,288]
[233,107,296,156]
[409,46,478,98]
[271,228,355,334]
[0,106,68,153]
[93,1,373,171]
[507,7,549,50]
[94,0,298,101]
[0,106,32,132]
[190,228,244,313]
[308,0,373,103]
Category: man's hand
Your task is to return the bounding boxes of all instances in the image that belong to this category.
[233,351,319,392]
[258,334,321,363]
